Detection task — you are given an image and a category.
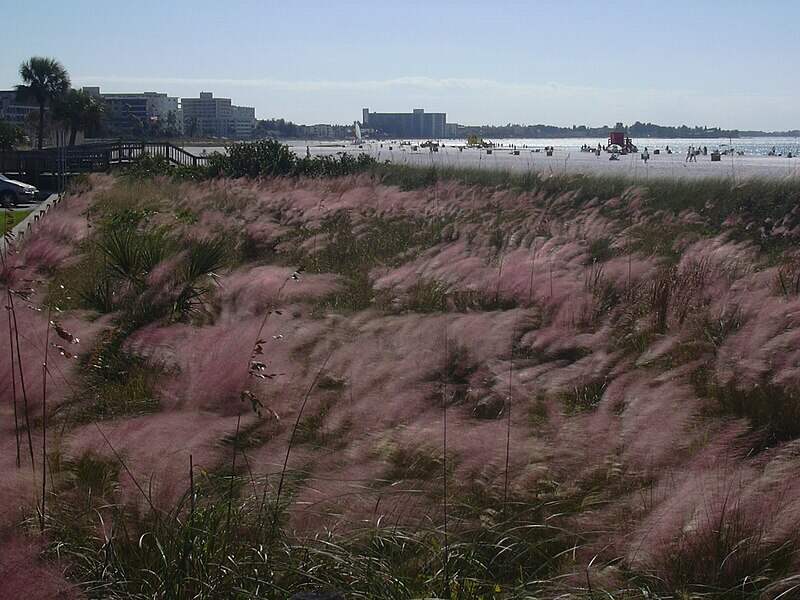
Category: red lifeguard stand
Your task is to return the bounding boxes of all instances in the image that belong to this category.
[608,131,625,147]
[608,131,637,153]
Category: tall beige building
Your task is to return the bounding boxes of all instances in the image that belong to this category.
[181,92,255,138]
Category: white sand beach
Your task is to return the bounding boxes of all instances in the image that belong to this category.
[294,141,800,181]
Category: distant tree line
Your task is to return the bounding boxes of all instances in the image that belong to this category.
[254,118,799,141]
[255,118,302,138]
[454,121,800,139]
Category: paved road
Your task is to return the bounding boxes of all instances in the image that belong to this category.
[8,196,47,210]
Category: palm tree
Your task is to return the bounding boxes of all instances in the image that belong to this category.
[52,89,105,145]
[16,57,71,149]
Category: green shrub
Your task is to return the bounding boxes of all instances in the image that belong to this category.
[206,139,378,179]
[124,152,173,178]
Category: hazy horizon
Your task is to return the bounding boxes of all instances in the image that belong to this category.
[4,0,800,130]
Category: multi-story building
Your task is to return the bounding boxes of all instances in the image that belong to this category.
[0,90,39,125]
[361,107,446,139]
[82,87,182,136]
[181,92,231,138]
[181,92,256,139]
[231,105,256,138]
[445,122,462,138]
[299,124,336,138]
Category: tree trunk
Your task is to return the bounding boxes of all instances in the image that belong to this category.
[37,103,45,150]
[69,127,77,146]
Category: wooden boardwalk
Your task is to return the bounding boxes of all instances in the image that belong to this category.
[0,141,208,178]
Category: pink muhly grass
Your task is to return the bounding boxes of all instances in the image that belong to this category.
[127,320,254,413]
[271,350,333,538]
[4,288,21,467]
[219,266,339,317]
[6,291,35,471]
[38,308,51,531]
[65,411,248,508]
[19,238,73,273]
[0,534,81,599]
[631,466,800,595]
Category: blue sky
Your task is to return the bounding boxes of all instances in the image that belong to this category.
[4,0,799,129]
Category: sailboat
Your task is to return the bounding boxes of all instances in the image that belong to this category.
[353,121,363,146]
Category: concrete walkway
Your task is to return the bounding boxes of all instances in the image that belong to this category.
[1,193,60,255]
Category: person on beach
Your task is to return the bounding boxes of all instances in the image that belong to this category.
[686,146,692,162]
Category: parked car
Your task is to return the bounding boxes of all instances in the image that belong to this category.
[0,174,38,207]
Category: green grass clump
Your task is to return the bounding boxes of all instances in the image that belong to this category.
[293,398,351,449]
[438,343,477,386]
[42,451,121,554]
[528,395,550,427]
[42,445,798,600]
[404,278,450,312]
[560,377,609,414]
[585,236,615,264]
[58,328,160,423]
[41,451,579,600]
[635,497,799,600]
[90,177,177,220]
[384,444,448,481]
[706,378,800,446]
[300,211,452,314]
[382,281,519,315]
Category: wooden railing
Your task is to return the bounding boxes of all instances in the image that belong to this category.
[0,141,208,177]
